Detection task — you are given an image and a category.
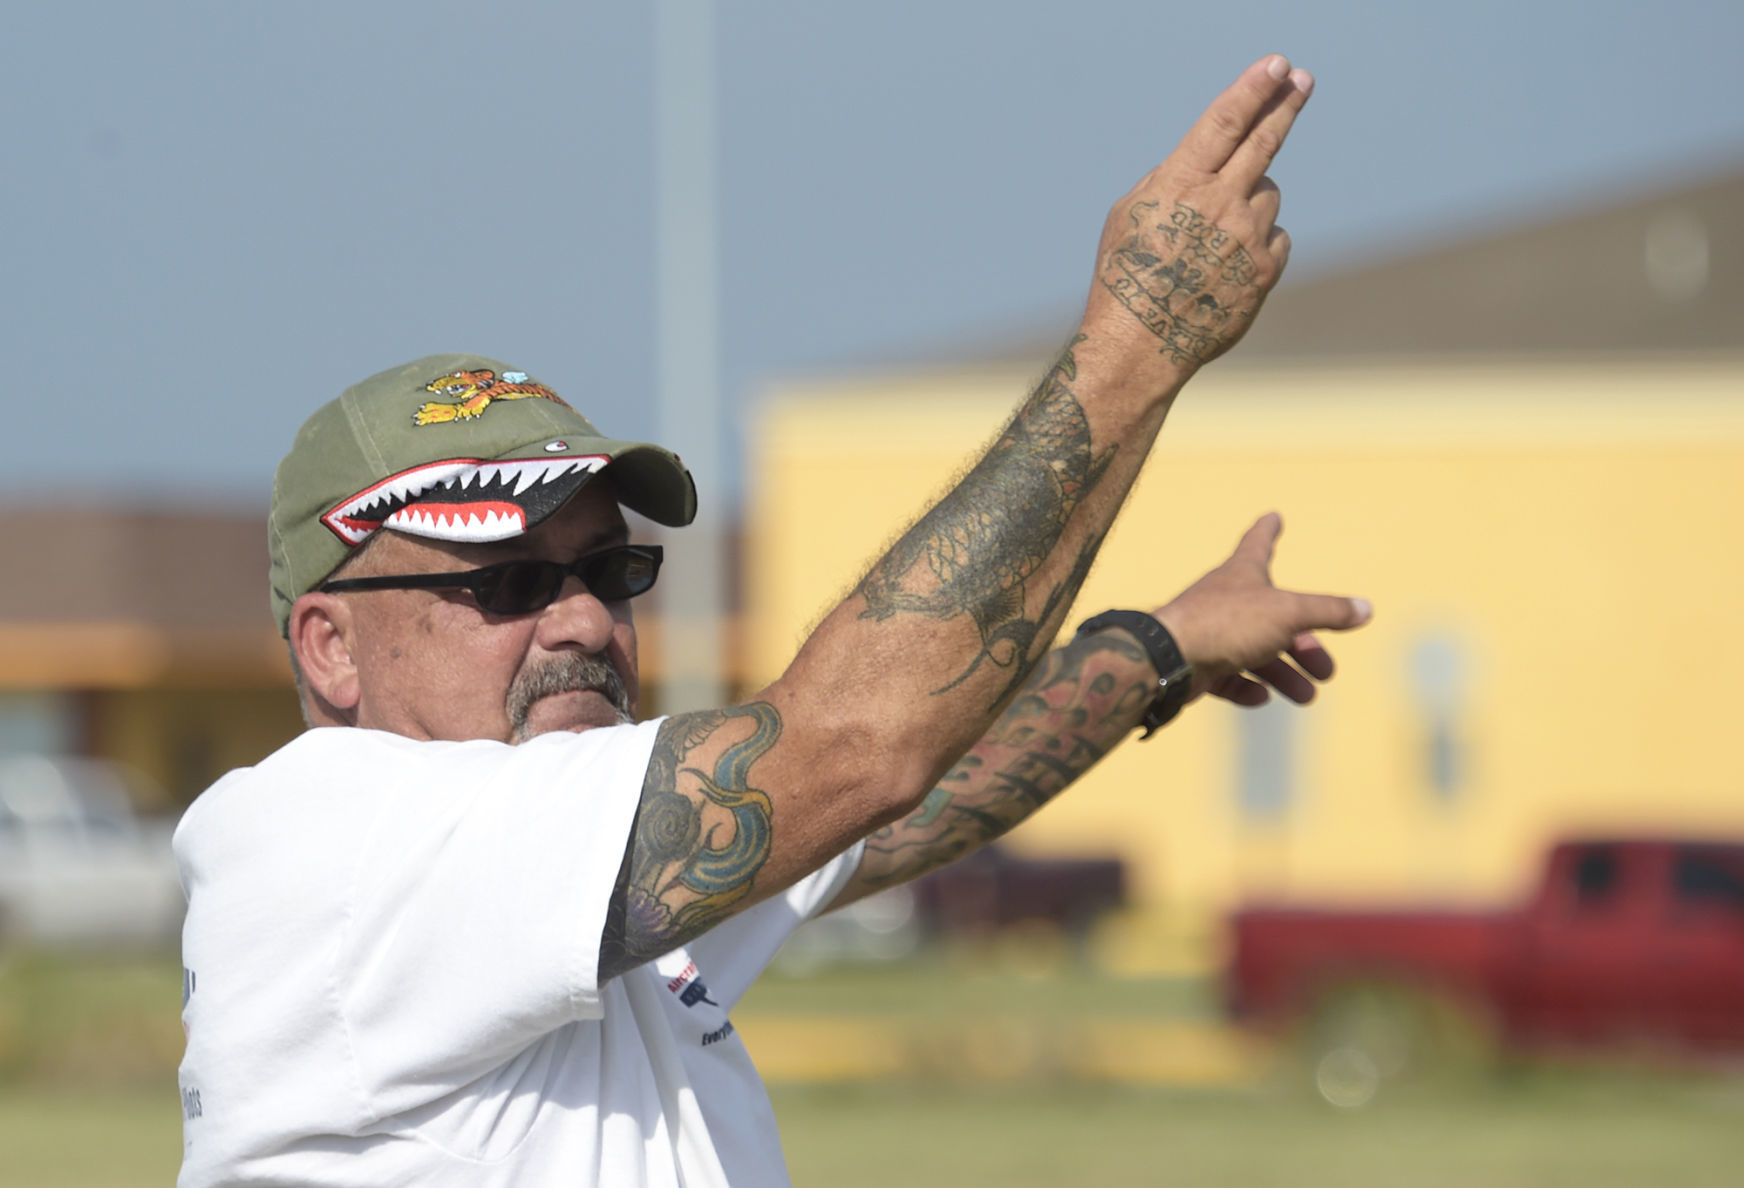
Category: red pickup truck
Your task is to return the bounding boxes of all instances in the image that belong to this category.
[1225,838,1744,1097]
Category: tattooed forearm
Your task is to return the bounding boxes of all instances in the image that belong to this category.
[856,336,1116,704]
[852,630,1155,894]
[600,703,780,979]
[1100,201,1258,366]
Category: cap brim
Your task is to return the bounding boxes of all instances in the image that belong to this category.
[590,442,697,528]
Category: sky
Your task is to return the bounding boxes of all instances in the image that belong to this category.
[3,0,1741,513]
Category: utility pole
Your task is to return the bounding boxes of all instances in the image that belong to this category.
[652,0,727,713]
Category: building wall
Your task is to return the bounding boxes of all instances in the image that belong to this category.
[747,357,1744,959]
[87,687,306,810]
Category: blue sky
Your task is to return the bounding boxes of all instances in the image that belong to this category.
[3,0,1740,510]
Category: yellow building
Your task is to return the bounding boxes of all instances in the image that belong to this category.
[746,169,1744,970]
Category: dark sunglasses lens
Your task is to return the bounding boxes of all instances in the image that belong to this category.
[475,561,564,614]
[585,548,660,600]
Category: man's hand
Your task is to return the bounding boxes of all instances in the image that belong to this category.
[1083,54,1313,389]
[1155,512,1371,707]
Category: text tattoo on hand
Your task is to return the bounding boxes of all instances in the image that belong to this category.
[855,337,1116,704]
[1101,201,1258,366]
[601,704,780,979]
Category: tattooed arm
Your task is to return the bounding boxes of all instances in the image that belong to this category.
[600,56,1343,979]
[836,629,1155,905]
[831,513,1371,908]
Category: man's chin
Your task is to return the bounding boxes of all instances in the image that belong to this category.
[513,691,634,742]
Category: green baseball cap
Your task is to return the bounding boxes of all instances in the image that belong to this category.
[268,353,696,637]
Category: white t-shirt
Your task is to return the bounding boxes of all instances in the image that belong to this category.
[174,722,863,1187]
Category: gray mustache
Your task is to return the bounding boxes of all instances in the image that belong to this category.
[507,653,634,740]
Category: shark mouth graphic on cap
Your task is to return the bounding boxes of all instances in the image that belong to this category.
[320,455,609,546]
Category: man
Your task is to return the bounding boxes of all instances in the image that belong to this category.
[176,55,1365,1186]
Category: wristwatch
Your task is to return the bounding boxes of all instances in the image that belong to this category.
[1074,609,1195,740]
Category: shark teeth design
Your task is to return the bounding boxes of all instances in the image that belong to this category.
[320,455,608,546]
[383,502,526,541]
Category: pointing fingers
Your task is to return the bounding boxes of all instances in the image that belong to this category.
[1288,632,1336,681]
[1232,511,1284,567]
[1210,671,1272,707]
[1156,514,1371,712]
[1221,68,1314,188]
[1174,54,1297,175]
[1290,591,1374,633]
[1251,657,1317,704]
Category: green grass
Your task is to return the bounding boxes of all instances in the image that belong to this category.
[0,1088,181,1188]
[0,951,187,1188]
[0,950,184,1088]
[741,943,1218,1019]
[774,1078,1744,1188]
[4,1078,1741,1188]
[6,950,1744,1187]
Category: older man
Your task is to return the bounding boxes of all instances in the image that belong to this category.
[175,55,1363,1186]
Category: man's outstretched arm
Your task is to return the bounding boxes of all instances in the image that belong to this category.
[835,628,1157,906]
[602,56,1321,980]
[829,513,1372,908]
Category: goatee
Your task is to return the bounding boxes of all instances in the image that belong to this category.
[507,653,634,741]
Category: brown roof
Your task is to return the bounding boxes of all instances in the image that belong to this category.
[1238,167,1742,359]
[0,507,270,631]
[0,507,284,689]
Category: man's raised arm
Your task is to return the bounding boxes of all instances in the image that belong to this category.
[601,55,1318,980]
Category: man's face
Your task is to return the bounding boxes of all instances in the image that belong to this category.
[331,480,642,744]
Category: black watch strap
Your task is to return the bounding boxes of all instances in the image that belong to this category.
[1074,610,1195,740]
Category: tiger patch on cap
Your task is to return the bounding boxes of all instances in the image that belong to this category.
[412,368,573,426]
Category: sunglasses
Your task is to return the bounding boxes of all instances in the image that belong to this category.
[319,544,663,615]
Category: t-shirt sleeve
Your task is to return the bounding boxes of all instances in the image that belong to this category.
[682,839,867,1013]
[329,723,657,1106]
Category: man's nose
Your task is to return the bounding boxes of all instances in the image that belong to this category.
[533,576,618,652]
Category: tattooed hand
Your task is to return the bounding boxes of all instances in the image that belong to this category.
[1084,54,1313,381]
[1154,513,1371,707]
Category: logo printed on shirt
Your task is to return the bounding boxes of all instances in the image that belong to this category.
[666,960,718,1008]
[182,967,197,1037]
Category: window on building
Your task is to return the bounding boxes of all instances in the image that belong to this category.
[1237,698,1294,821]
[1408,634,1468,804]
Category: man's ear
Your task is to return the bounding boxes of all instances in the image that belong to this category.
[289,593,361,719]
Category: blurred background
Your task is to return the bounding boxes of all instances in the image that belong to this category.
[3,2,1742,1185]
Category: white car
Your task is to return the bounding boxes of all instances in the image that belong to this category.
[0,755,184,949]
